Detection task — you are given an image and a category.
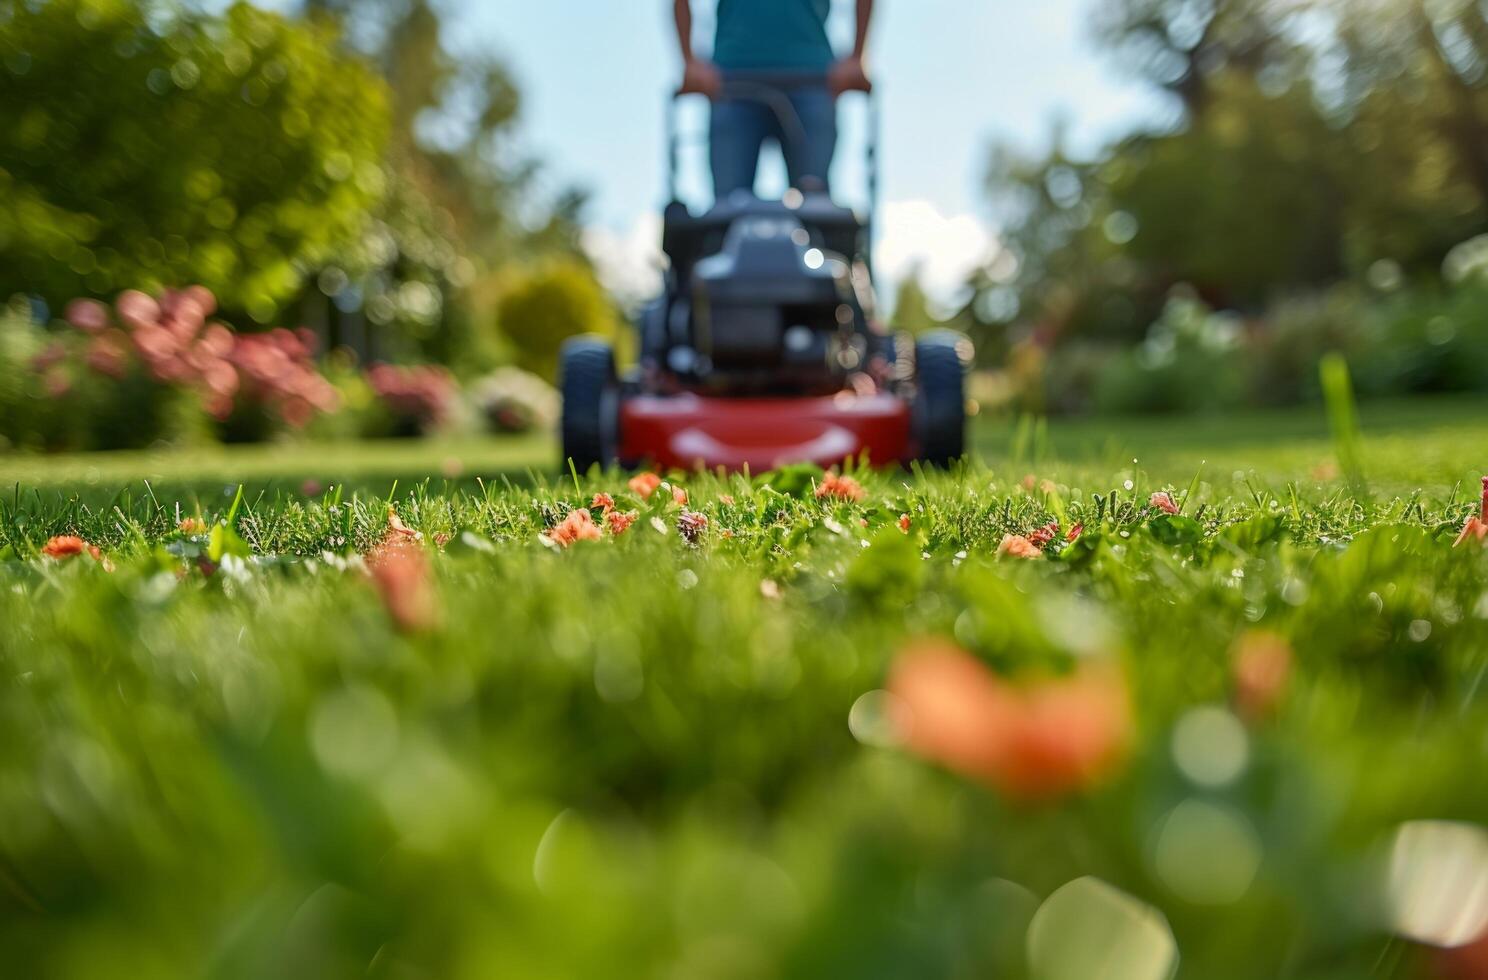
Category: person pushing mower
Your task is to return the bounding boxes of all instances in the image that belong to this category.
[674,0,875,199]
[557,0,967,473]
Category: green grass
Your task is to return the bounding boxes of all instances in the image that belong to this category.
[1,400,1486,978]
[2,394,1484,503]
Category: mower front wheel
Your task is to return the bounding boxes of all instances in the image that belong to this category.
[914,330,967,467]
[559,337,620,473]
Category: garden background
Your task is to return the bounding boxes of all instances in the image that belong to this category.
[10,0,1488,458]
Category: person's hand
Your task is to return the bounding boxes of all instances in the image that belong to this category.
[828,56,872,97]
[679,57,722,99]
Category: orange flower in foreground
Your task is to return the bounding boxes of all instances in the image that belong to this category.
[1231,629,1293,721]
[386,508,422,540]
[887,641,1017,780]
[816,472,867,503]
[1454,476,1488,548]
[899,514,912,533]
[994,667,1131,800]
[606,510,638,536]
[671,485,689,506]
[369,543,439,633]
[549,508,603,548]
[42,536,89,559]
[40,536,111,570]
[887,640,1130,801]
[628,472,662,499]
[591,492,615,513]
[1150,491,1180,515]
[179,517,208,536]
[998,534,1042,559]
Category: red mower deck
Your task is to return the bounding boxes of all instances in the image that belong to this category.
[619,392,913,471]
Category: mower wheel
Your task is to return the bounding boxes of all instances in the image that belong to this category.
[560,337,619,472]
[914,330,967,467]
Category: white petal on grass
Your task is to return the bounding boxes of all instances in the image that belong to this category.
[1386,820,1488,947]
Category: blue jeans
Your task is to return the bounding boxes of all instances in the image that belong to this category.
[710,86,837,199]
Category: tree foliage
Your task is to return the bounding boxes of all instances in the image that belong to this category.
[976,0,1488,351]
[0,0,389,321]
[293,0,599,368]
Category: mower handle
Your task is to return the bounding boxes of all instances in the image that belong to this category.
[674,68,834,100]
[665,68,881,274]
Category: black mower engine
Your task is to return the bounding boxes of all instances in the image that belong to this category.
[646,194,891,397]
[690,211,866,393]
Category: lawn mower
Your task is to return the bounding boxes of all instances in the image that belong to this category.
[560,69,969,472]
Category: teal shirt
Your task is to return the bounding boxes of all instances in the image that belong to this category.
[713,0,835,70]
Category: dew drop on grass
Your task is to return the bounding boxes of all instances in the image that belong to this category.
[1150,800,1262,905]
[1027,877,1177,980]
[847,690,904,748]
[1171,705,1249,788]
[309,685,398,780]
[594,650,644,703]
[1408,619,1433,643]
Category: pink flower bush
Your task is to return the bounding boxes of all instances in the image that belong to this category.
[60,286,339,429]
[366,363,458,434]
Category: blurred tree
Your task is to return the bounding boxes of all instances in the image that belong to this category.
[1093,0,1307,117]
[1108,77,1350,304]
[496,261,622,381]
[0,1,389,321]
[294,0,603,370]
[888,267,938,334]
[977,0,1488,358]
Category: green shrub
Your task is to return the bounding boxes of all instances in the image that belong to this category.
[496,261,622,380]
[1092,293,1248,414]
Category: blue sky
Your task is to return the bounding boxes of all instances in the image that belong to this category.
[455,1,1162,304]
[256,1,1165,304]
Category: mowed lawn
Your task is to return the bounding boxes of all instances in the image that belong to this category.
[0,394,1483,498]
[0,398,1485,978]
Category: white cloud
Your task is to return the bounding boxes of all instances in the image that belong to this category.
[873,199,995,315]
[583,198,996,318]
[581,212,665,309]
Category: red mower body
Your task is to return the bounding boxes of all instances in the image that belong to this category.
[618,392,913,471]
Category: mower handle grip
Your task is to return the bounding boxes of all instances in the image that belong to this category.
[673,68,832,100]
